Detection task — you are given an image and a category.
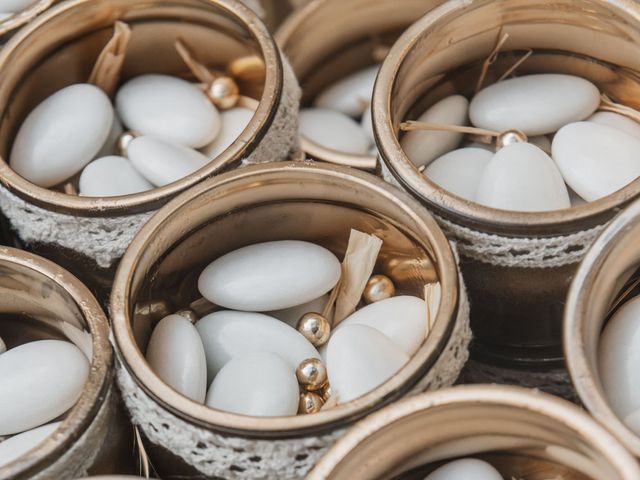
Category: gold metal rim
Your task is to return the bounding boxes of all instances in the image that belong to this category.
[0,247,111,479]
[564,198,640,458]
[0,0,55,37]
[0,0,283,217]
[306,384,640,479]
[373,0,640,236]
[111,161,459,437]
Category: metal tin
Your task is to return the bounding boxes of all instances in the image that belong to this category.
[373,0,640,372]
[307,385,640,480]
[0,0,289,298]
[111,161,461,477]
[0,247,130,480]
[0,0,56,41]
[564,197,640,458]
[276,0,444,170]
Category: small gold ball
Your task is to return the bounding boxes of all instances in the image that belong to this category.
[117,131,138,157]
[297,312,331,347]
[363,274,396,304]
[496,129,528,149]
[298,391,324,415]
[296,358,328,391]
[207,77,240,110]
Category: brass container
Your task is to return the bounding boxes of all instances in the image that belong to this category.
[0,0,293,300]
[373,0,640,374]
[307,385,640,480]
[0,0,56,41]
[564,197,640,458]
[0,247,131,480]
[111,161,462,478]
[276,0,444,170]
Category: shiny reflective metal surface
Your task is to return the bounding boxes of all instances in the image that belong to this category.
[565,197,640,458]
[276,0,444,169]
[111,161,458,437]
[374,0,640,368]
[0,247,115,480]
[307,385,640,480]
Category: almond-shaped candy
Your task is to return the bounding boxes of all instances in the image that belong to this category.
[588,111,640,140]
[116,74,220,148]
[146,314,207,403]
[469,74,600,136]
[314,65,378,117]
[201,107,254,158]
[332,296,427,356]
[195,310,320,381]
[128,136,209,187]
[625,409,640,436]
[552,122,640,201]
[425,147,492,201]
[326,324,409,404]
[198,240,341,311]
[0,422,61,468]
[476,142,570,211]
[10,83,113,187]
[300,108,371,155]
[598,295,640,419]
[205,352,298,417]
[0,340,89,435]
[424,459,503,480]
[401,95,469,168]
[266,294,330,328]
[361,105,375,144]
[79,155,152,197]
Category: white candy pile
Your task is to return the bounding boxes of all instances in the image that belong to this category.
[299,65,379,156]
[598,294,640,436]
[9,74,254,196]
[0,337,90,467]
[145,239,433,417]
[0,0,35,21]
[402,73,640,212]
[424,458,503,480]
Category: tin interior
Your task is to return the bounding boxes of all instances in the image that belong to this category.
[309,388,637,480]
[0,0,277,216]
[376,0,640,236]
[276,0,444,169]
[0,248,111,480]
[112,162,458,436]
[564,199,640,457]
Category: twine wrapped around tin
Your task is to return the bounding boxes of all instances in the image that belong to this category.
[0,0,301,280]
[0,247,115,480]
[111,161,470,480]
[374,0,640,384]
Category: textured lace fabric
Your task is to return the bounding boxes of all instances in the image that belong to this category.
[114,251,471,480]
[0,50,301,269]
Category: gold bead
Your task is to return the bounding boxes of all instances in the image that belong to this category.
[496,129,528,149]
[117,131,138,157]
[296,358,327,391]
[363,274,396,304]
[298,391,324,415]
[174,309,199,324]
[206,76,240,110]
[297,312,331,347]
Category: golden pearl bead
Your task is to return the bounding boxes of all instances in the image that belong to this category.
[298,391,324,415]
[496,129,527,149]
[296,358,327,391]
[117,131,138,157]
[297,312,331,347]
[207,76,240,110]
[363,274,396,304]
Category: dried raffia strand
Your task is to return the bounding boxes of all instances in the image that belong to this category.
[475,30,509,93]
[497,48,533,82]
[599,93,640,124]
[332,229,383,326]
[400,121,500,138]
[174,38,215,85]
[321,273,342,321]
[424,282,441,337]
[88,21,132,98]
[135,426,152,479]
